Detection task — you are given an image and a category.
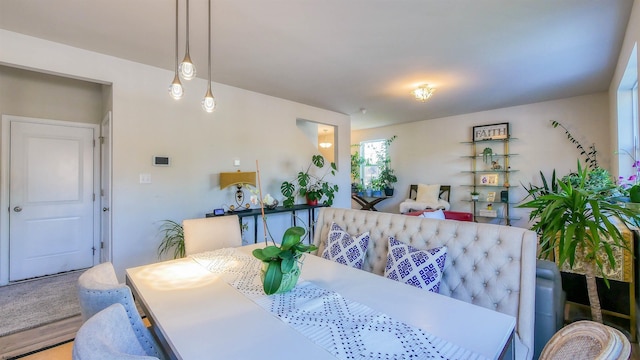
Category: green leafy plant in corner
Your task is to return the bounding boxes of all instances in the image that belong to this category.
[551,120,598,170]
[518,161,639,323]
[252,226,317,295]
[157,220,185,259]
[281,154,339,207]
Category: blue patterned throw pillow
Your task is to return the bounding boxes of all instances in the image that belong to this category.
[384,236,447,293]
[321,222,370,269]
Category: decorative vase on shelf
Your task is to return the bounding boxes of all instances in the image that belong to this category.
[630,185,640,203]
[264,199,278,210]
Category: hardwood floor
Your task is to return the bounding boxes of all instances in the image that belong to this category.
[18,342,72,360]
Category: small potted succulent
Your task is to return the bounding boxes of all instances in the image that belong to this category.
[470,191,480,201]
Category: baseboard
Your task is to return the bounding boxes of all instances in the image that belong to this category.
[0,315,81,359]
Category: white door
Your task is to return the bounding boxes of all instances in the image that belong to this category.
[100,112,112,262]
[9,121,96,281]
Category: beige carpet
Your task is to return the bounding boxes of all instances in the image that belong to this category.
[0,270,84,337]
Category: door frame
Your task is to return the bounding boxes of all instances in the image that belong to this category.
[100,111,112,262]
[0,115,101,285]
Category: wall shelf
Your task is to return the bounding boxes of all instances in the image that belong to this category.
[464,135,516,225]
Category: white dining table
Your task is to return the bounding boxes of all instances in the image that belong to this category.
[126,244,515,360]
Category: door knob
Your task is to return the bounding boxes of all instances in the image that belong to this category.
[13,206,22,212]
[103,207,109,212]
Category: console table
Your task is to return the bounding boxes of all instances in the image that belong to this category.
[206,204,323,243]
[351,194,391,211]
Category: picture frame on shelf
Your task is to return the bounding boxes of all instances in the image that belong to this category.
[480,173,499,186]
[486,191,496,202]
[473,122,509,142]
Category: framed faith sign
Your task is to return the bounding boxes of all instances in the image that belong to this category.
[473,122,510,141]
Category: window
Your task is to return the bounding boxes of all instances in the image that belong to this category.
[360,139,387,188]
[616,44,638,183]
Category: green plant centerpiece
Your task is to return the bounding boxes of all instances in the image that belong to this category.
[518,161,639,323]
[251,226,317,295]
[281,154,338,207]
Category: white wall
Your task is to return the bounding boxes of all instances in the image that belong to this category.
[609,0,640,178]
[0,65,103,124]
[352,93,610,229]
[0,30,351,280]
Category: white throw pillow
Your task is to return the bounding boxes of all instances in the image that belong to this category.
[420,209,445,220]
[384,236,447,293]
[322,222,370,269]
[415,184,440,204]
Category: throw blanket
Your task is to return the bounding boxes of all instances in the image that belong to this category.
[192,249,489,360]
[399,198,451,214]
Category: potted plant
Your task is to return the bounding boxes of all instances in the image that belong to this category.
[157,220,185,259]
[251,226,317,295]
[470,191,480,201]
[371,177,384,197]
[281,154,339,207]
[379,166,398,196]
[351,150,365,192]
[481,147,493,164]
[518,161,639,323]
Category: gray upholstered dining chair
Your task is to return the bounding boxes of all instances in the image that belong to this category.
[182,215,242,255]
[73,303,160,360]
[77,262,164,359]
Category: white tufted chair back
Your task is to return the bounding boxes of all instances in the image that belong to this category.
[313,207,537,360]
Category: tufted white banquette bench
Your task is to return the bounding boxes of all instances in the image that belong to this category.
[313,207,537,360]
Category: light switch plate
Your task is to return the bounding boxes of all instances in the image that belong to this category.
[139,173,152,184]
[234,159,240,166]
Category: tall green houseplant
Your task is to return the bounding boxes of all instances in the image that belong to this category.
[281,154,338,207]
[519,162,639,323]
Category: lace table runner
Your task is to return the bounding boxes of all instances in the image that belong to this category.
[192,249,489,360]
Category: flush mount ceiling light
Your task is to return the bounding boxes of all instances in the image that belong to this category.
[319,129,332,148]
[413,84,435,102]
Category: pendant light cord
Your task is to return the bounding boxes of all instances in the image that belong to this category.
[174,0,179,73]
[208,0,211,89]
[185,0,190,52]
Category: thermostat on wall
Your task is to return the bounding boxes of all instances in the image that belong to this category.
[153,156,171,166]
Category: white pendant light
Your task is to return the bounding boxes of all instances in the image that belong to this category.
[179,0,196,80]
[202,0,216,112]
[168,0,183,99]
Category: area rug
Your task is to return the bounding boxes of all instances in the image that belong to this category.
[0,270,84,337]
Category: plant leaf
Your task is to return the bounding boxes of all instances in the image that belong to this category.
[281,226,305,250]
[262,261,283,295]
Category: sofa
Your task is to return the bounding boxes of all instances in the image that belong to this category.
[313,207,537,360]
